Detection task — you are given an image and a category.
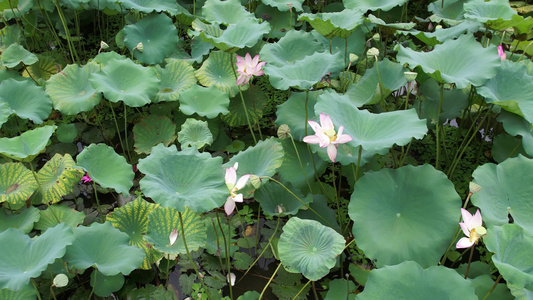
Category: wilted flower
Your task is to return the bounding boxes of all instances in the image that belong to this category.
[498,45,506,61]
[456,208,486,249]
[169,228,178,246]
[303,113,353,162]
[235,53,266,86]
[224,163,251,215]
[81,173,92,183]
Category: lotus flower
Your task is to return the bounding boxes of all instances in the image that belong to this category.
[81,173,92,183]
[224,163,251,215]
[497,45,506,61]
[456,208,486,249]
[169,228,178,246]
[235,53,266,86]
[302,113,353,162]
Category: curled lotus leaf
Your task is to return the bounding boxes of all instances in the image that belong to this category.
[1,43,38,68]
[177,118,213,149]
[299,9,365,39]
[0,78,52,124]
[464,0,516,23]
[179,85,230,119]
[35,153,84,204]
[0,126,57,161]
[0,163,38,206]
[153,59,196,103]
[343,0,408,12]
[0,206,40,234]
[194,18,270,52]
[133,115,176,154]
[261,0,304,12]
[428,0,465,24]
[202,0,255,24]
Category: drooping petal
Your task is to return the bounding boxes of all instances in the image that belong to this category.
[233,193,244,203]
[471,209,483,228]
[225,167,237,189]
[456,237,474,249]
[320,113,334,130]
[235,174,251,190]
[327,144,338,162]
[459,222,470,237]
[225,197,236,215]
[303,135,322,144]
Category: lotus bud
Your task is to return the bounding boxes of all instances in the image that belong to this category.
[277,124,291,139]
[227,273,236,286]
[404,71,418,82]
[428,22,434,31]
[136,42,144,53]
[249,174,262,189]
[53,274,68,288]
[100,41,109,50]
[367,47,379,58]
[372,33,380,42]
[169,228,178,245]
[469,182,481,194]
[349,53,359,63]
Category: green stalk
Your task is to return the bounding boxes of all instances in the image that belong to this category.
[227,220,234,299]
[330,164,343,240]
[230,53,257,144]
[123,103,131,162]
[293,280,311,299]
[354,145,363,182]
[108,102,128,158]
[463,246,475,279]
[249,84,263,140]
[210,219,226,271]
[374,56,385,104]
[289,133,313,193]
[481,275,503,300]
[31,278,42,300]
[435,84,444,170]
[53,0,79,63]
[440,192,474,265]
[258,263,282,300]
[92,181,103,219]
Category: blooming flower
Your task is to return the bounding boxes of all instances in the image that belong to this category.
[81,173,92,183]
[224,163,251,216]
[498,45,506,61]
[456,208,486,249]
[302,113,353,162]
[235,53,266,86]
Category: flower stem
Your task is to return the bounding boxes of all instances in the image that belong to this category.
[293,280,312,299]
[227,219,233,300]
[435,84,444,170]
[464,246,475,279]
[230,53,257,144]
[481,274,503,300]
[258,263,282,300]
[354,145,363,182]
[108,101,128,158]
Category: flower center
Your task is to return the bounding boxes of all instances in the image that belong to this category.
[230,187,239,198]
[469,226,486,244]
[324,128,337,142]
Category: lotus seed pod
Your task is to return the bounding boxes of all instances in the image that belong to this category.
[100,41,109,49]
[367,47,379,58]
[53,274,69,288]
[469,182,481,194]
[136,42,144,52]
[277,124,290,139]
[249,174,261,189]
[404,71,418,82]
[349,53,359,63]
[372,33,380,42]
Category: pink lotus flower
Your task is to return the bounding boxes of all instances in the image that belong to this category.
[302,113,353,162]
[224,163,250,215]
[235,53,266,86]
[456,208,486,249]
[81,173,92,183]
[498,45,506,61]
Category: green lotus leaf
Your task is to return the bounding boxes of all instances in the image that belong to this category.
[124,14,179,65]
[179,85,230,118]
[64,222,144,275]
[0,163,38,206]
[106,197,162,269]
[471,155,533,231]
[221,85,267,127]
[345,58,408,106]
[89,58,160,107]
[195,51,241,97]
[118,0,180,14]
[428,0,465,24]
[357,261,477,299]
[278,217,345,281]
[202,0,254,24]
[471,275,514,300]
[76,144,134,195]
[0,78,52,124]
[261,0,304,12]
[0,206,39,234]
[325,279,356,300]
[0,126,57,161]
[314,95,427,154]
[399,20,481,46]
[35,153,84,204]
[1,44,38,68]
[194,18,270,52]
[0,223,74,291]
[295,194,340,233]
[59,0,90,9]
[153,59,196,103]
[477,60,533,124]
[260,30,323,68]
[464,0,516,23]
[311,29,367,66]
[46,63,102,115]
[417,78,469,124]
[177,118,213,149]
[264,51,344,90]
[138,144,227,212]
[275,90,322,140]
[90,269,124,297]
[491,133,529,163]
[0,0,31,20]
[56,123,78,144]
[343,0,407,11]
[133,115,176,154]
[204,215,237,258]
[255,182,312,217]
[348,165,461,268]
[89,51,127,67]
[254,4,296,39]
[486,14,533,35]
[145,206,206,254]
[498,111,533,157]
[397,34,500,88]
[485,224,533,298]
[0,284,36,300]
[299,9,364,39]
[278,139,327,190]
[34,205,85,232]
[0,102,8,127]
[366,14,416,30]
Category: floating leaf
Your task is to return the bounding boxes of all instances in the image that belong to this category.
[195,51,240,97]
[0,163,37,206]
[299,10,364,39]
[0,223,74,291]
[34,205,85,232]
[145,206,206,254]
[179,85,230,118]
[77,144,134,195]
[0,44,38,68]
[0,126,57,161]
[177,118,213,149]
[0,78,52,123]
[0,206,39,234]
[343,0,408,11]
[64,222,144,275]
[46,63,102,115]
[153,59,196,103]
[348,165,461,268]
[133,115,176,154]
[255,182,312,217]
[35,154,84,204]
[278,217,345,281]
[138,144,227,213]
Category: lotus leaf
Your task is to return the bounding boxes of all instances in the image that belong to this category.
[278,139,327,189]
[89,51,127,67]
[0,43,37,68]
[64,222,144,275]
[464,0,516,23]
[0,102,8,127]
[278,217,345,281]
[366,14,416,30]
[195,51,242,97]
[357,261,477,299]
[260,30,323,68]
[133,115,176,154]
[299,9,364,39]
[0,206,39,234]
[145,206,206,254]
[194,18,270,52]
[295,194,340,232]
[0,126,57,161]
[202,0,254,24]
[0,284,36,300]
[126,285,178,299]
[417,78,469,124]
[77,144,134,195]
[310,29,366,65]
[90,269,124,297]
[261,0,304,12]
[204,216,237,258]
[349,165,461,268]
[118,0,180,14]
[255,182,313,217]
[221,85,267,126]
[497,111,533,157]
[428,0,465,24]
[397,34,500,89]
[275,90,322,140]
[0,0,31,20]
[35,153,84,204]
[484,224,533,298]
[106,197,162,269]
[34,205,85,231]
[325,279,356,300]
[471,155,533,231]
[491,133,529,163]
[0,163,38,206]
[486,14,533,35]
[59,0,91,10]
[89,58,160,107]
[399,20,481,46]
[153,59,196,103]
[124,14,179,65]
[477,60,533,124]
[0,78,52,124]
[343,0,407,11]
[138,144,227,212]
[177,118,213,149]
[0,223,74,291]
[265,51,344,90]
[471,275,514,300]
[46,63,102,115]
[179,85,230,118]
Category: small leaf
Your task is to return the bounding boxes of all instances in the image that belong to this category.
[1,43,38,68]
[177,118,213,149]
[179,84,230,118]
[133,115,177,154]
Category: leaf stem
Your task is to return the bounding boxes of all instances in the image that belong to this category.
[258,262,281,300]
[481,274,503,300]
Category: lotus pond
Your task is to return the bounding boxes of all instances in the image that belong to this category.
[1,0,533,299]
